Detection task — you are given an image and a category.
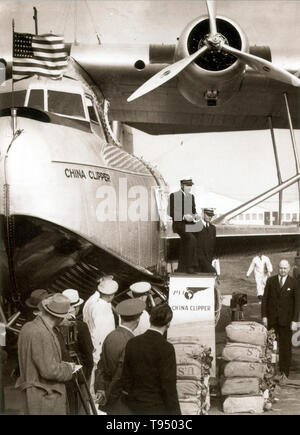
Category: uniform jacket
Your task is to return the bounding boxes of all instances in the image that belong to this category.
[197,222,216,265]
[261,274,300,326]
[168,189,196,223]
[94,326,134,407]
[16,315,73,415]
[83,291,116,364]
[122,329,181,415]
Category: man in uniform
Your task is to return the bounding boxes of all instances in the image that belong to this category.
[262,259,300,384]
[197,207,218,274]
[121,303,181,415]
[168,177,201,273]
[94,298,145,414]
[83,277,118,399]
[16,293,77,415]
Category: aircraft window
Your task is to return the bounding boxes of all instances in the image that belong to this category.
[0,90,26,110]
[48,91,85,118]
[28,89,44,111]
[88,105,98,123]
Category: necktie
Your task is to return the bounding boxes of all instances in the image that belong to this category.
[279,276,284,288]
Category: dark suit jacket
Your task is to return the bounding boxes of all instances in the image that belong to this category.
[122,330,181,415]
[168,190,196,223]
[261,275,300,326]
[95,326,134,406]
[197,223,216,266]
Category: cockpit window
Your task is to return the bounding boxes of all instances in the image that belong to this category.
[47,90,85,118]
[85,95,99,123]
[28,89,44,111]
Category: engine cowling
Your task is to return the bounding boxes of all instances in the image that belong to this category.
[175,15,249,106]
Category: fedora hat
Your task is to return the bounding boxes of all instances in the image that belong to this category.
[97,279,119,295]
[130,281,151,295]
[62,289,84,307]
[41,293,70,318]
[25,289,50,309]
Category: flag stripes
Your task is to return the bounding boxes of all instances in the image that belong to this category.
[13,32,68,80]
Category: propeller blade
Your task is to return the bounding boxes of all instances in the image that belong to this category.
[222,44,300,87]
[127,45,208,102]
[206,0,217,36]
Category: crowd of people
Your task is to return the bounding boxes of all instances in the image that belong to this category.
[14,279,181,415]
[8,177,300,414]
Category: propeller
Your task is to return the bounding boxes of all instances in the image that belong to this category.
[222,44,300,87]
[206,0,217,36]
[127,45,207,102]
[127,0,300,103]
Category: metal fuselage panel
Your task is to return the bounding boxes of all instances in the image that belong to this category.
[0,115,161,299]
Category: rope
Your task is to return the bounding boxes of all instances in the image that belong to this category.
[84,0,102,44]
[214,282,222,325]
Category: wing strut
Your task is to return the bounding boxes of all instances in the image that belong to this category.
[283,92,300,221]
[268,117,283,225]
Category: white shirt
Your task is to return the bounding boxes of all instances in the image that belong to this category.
[278,275,287,287]
[133,310,150,336]
[83,291,115,365]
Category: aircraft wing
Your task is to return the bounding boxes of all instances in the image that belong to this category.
[71,42,300,135]
[164,225,300,260]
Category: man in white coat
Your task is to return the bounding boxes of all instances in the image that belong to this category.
[128,282,152,336]
[246,253,273,301]
[83,277,118,404]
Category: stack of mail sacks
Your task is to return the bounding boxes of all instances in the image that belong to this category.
[221,321,276,414]
[169,336,213,415]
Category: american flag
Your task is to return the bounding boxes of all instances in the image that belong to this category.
[13,32,68,80]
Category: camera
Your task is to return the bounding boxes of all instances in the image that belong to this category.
[230,292,248,309]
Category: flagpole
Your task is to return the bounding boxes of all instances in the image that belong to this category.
[33,7,38,35]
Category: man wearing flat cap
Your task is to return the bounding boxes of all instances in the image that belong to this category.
[83,277,119,402]
[168,177,201,273]
[16,293,78,414]
[197,207,218,274]
[94,299,145,414]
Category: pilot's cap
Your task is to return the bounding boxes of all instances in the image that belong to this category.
[97,279,119,295]
[203,207,215,216]
[130,281,151,295]
[116,299,145,317]
[180,177,194,186]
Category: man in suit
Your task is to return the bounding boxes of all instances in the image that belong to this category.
[94,299,145,414]
[197,207,218,274]
[262,259,300,384]
[16,294,78,414]
[168,177,201,273]
[121,303,181,415]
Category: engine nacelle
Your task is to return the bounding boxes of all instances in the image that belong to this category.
[175,15,249,106]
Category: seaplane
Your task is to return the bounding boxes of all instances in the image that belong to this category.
[0,1,300,328]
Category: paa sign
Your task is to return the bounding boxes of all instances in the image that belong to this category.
[168,274,216,376]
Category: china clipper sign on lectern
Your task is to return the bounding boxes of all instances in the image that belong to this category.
[168,274,216,376]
